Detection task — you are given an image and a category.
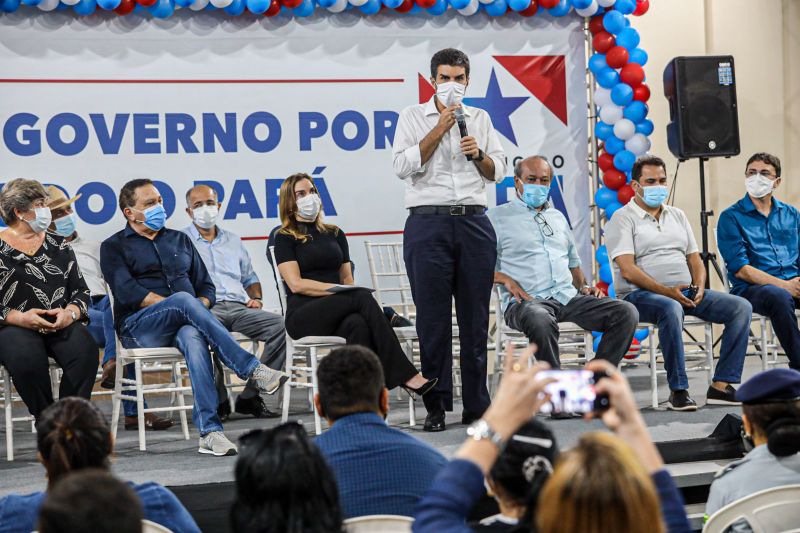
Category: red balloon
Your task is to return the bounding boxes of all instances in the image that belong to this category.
[633,83,651,102]
[624,338,641,359]
[538,0,558,7]
[395,0,413,11]
[416,0,436,8]
[114,0,135,14]
[135,0,156,6]
[280,0,302,7]
[617,184,635,205]
[264,0,280,15]
[588,14,605,34]
[606,46,629,69]
[620,63,645,87]
[596,281,609,296]
[518,0,537,16]
[633,0,649,16]
[598,151,614,172]
[603,169,626,190]
[592,31,616,54]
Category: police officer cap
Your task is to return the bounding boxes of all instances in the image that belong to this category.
[735,368,800,404]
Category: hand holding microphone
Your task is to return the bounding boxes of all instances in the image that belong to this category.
[454,106,480,162]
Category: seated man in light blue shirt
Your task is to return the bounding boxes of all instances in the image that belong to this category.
[182,185,286,420]
[487,156,638,371]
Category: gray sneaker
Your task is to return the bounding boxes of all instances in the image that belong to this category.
[198,431,238,457]
[250,364,289,395]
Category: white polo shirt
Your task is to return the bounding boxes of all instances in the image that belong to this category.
[391,97,506,208]
[69,235,106,297]
[604,200,699,298]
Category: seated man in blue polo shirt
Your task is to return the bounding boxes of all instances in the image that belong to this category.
[718,152,800,371]
[487,155,638,374]
[100,179,288,457]
[182,184,286,420]
[314,345,447,519]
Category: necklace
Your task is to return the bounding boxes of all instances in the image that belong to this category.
[4,227,42,255]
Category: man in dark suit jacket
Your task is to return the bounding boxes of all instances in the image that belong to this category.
[314,345,447,518]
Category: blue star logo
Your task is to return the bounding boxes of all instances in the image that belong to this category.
[463,68,529,146]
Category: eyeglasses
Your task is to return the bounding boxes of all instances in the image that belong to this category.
[745,169,776,179]
[534,212,554,237]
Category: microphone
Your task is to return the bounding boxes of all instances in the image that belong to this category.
[453,107,472,161]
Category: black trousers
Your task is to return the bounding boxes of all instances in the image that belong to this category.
[403,212,496,414]
[284,288,417,389]
[0,323,98,420]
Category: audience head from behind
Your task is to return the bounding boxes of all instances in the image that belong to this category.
[36,397,112,488]
[118,178,167,233]
[231,422,343,533]
[278,173,338,242]
[38,470,143,533]
[536,432,665,533]
[314,345,388,423]
[737,368,800,457]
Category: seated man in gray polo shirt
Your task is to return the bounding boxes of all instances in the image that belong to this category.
[182,184,286,420]
[488,155,638,375]
[604,155,751,411]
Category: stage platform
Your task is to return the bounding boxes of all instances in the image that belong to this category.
[0,356,776,531]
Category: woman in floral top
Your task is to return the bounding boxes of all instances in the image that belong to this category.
[0,179,97,420]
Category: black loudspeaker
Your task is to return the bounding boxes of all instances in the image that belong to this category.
[663,56,740,159]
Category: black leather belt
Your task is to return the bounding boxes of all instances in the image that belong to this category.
[409,205,486,216]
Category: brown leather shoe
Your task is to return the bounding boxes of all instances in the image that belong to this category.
[124,413,174,431]
[100,360,116,390]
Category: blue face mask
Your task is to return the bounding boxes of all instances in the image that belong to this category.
[640,185,669,208]
[54,213,77,237]
[521,184,550,209]
[140,203,166,231]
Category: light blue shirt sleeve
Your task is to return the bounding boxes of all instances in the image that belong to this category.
[566,220,581,269]
[238,241,259,289]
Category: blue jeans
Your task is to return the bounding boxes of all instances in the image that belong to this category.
[86,296,116,364]
[119,293,261,436]
[740,284,800,369]
[624,289,751,391]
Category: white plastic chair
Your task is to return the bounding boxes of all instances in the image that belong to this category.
[703,484,800,533]
[344,514,413,533]
[142,519,174,533]
[269,247,345,435]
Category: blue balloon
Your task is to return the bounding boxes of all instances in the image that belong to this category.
[1,0,20,9]
[614,150,636,172]
[318,0,335,5]
[292,0,315,15]
[608,283,616,298]
[360,0,381,14]
[595,121,614,142]
[604,135,625,155]
[425,0,446,14]
[73,0,96,14]
[626,171,632,183]
[174,0,192,6]
[602,10,626,34]
[628,48,649,66]
[635,118,655,136]
[611,83,634,106]
[97,0,120,8]
[614,0,635,15]
[595,244,608,264]
[485,0,507,16]
[572,0,591,8]
[624,101,648,123]
[247,0,269,12]
[634,328,650,341]
[616,27,640,50]
[594,187,617,210]
[508,0,529,12]
[223,0,245,14]
[605,201,624,220]
[449,0,470,7]
[596,67,620,89]
[599,262,614,284]
[588,54,607,75]
[547,0,571,17]
[592,330,602,338]
[593,336,602,352]
[21,0,42,6]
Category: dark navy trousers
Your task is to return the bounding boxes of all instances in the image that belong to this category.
[740,284,800,369]
[403,212,496,415]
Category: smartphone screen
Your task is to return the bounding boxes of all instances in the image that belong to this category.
[536,370,609,414]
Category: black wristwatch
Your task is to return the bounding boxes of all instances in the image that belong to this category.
[474,149,485,162]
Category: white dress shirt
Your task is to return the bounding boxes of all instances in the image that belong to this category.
[392,97,506,208]
[69,235,106,296]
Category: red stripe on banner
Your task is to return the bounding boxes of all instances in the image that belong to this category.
[241,230,404,242]
[0,78,405,84]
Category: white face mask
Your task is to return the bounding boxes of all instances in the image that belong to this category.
[745,174,775,199]
[296,193,321,221]
[25,207,52,234]
[192,204,219,230]
[435,81,466,107]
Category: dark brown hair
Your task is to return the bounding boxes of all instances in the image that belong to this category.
[430,48,470,79]
[277,173,338,243]
[118,178,154,214]
[631,155,667,182]
[746,152,782,177]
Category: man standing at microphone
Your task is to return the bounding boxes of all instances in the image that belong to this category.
[393,48,506,432]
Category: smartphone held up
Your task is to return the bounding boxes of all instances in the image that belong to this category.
[535,370,610,414]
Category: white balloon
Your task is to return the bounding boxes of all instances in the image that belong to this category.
[38,0,60,10]
[574,0,597,16]
[348,0,368,5]
[61,0,80,5]
[457,0,479,15]
[613,118,636,141]
[189,0,209,10]
[625,133,651,156]
[594,86,611,108]
[209,0,232,7]
[599,104,623,124]
[327,0,347,12]
[597,0,615,6]
[478,0,493,4]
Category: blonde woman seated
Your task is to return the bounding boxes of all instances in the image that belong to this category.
[272,173,434,396]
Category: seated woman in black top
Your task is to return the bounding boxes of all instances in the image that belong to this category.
[272,173,434,394]
[0,179,97,420]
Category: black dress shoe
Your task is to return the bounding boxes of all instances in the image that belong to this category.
[401,378,438,398]
[217,399,232,422]
[235,395,280,419]
[423,409,446,432]
[549,411,577,420]
[461,410,483,425]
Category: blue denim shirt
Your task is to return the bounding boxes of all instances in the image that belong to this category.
[100,225,216,331]
[717,195,800,295]
[0,481,201,533]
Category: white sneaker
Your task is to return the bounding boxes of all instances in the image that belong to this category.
[250,364,289,395]
[198,431,238,456]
